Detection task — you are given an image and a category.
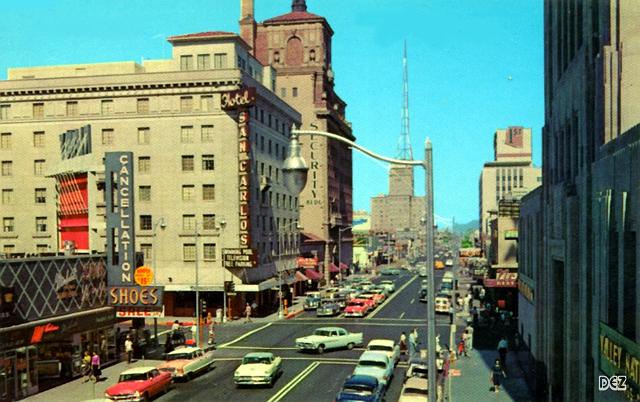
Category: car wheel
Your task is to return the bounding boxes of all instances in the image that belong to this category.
[347,342,355,350]
[141,392,149,402]
[268,375,275,388]
[163,384,169,394]
[317,344,325,354]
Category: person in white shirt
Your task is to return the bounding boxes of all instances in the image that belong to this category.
[124,336,133,364]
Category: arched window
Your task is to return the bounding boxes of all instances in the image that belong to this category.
[309,49,316,62]
[285,37,303,66]
[273,51,280,64]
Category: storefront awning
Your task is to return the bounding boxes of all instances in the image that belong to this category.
[295,271,309,282]
[329,263,340,273]
[304,269,322,281]
[339,263,348,270]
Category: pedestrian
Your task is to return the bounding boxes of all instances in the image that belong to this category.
[90,352,101,382]
[435,334,442,353]
[490,359,506,393]
[448,305,455,325]
[171,320,180,333]
[456,296,463,311]
[464,325,474,350]
[399,332,408,356]
[497,337,508,368]
[100,336,108,362]
[82,351,92,382]
[245,302,252,323]
[457,338,467,357]
[410,328,420,356]
[472,306,479,327]
[124,336,133,364]
[208,320,215,345]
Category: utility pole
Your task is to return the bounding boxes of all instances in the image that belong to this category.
[424,139,436,402]
[194,219,200,347]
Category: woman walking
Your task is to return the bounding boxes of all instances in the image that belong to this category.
[490,359,506,393]
[91,352,101,382]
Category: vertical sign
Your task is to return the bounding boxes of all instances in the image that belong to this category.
[238,110,251,248]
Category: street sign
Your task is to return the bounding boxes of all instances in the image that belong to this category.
[223,248,257,268]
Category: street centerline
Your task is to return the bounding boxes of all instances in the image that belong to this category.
[218,322,273,348]
[367,274,418,319]
[267,361,319,402]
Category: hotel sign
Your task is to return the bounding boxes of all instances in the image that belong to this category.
[105,152,163,307]
[599,322,640,400]
[223,248,257,269]
[238,110,252,250]
[221,87,256,111]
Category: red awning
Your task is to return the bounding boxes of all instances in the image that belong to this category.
[339,263,348,270]
[304,269,322,281]
[295,271,309,282]
[329,263,340,273]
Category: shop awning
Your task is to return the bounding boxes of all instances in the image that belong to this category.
[304,269,322,281]
[339,263,348,271]
[295,271,309,282]
[329,263,340,273]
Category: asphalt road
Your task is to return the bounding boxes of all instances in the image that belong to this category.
[150,268,455,402]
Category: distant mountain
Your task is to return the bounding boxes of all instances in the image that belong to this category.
[452,219,479,236]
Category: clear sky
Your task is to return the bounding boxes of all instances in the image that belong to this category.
[0,0,543,225]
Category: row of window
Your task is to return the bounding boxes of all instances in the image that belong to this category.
[2,217,48,233]
[180,53,228,71]
[0,95,216,120]
[1,160,46,176]
[2,188,47,204]
[0,132,45,149]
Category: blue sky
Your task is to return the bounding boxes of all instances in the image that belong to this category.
[0,0,543,224]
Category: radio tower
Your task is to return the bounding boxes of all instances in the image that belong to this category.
[397,41,413,160]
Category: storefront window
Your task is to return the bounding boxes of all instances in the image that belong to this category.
[15,346,37,398]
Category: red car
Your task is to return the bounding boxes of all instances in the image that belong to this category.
[105,366,172,401]
[344,298,374,317]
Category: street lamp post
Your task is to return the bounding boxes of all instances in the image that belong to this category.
[194,219,200,347]
[217,219,227,323]
[337,226,352,287]
[152,217,166,343]
[283,129,436,402]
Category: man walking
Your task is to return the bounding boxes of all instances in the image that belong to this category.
[497,337,508,368]
[124,336,133,364]
[245,303,253,323]
[448,305,455,325]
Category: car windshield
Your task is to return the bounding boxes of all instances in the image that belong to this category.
[348,301,364,307]
[369,345,391,352]
[167,353,191,361]
[242,356,271,364]
[342,386,374,396]
[403,387,428,395]
[358,360,386,369]
[410,366,428,377]
[314,329,332,336]
[119,373,148,382]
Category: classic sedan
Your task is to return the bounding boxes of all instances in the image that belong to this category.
[158,346,214,380]
[379,280,396,293]
[344,299,374,317]
[295,327,363,353]
[399,377,429,402]
[352,351,394,388]
[316,301,341,317]
[367,339,400,366]
[234,352,282,387]
[303,296,322,310]
[105,366,172,401]
[336,374,385,402]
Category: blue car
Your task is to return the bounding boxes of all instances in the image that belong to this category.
[336,374,385,402]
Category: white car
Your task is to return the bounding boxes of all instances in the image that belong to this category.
[352,351,394,388]
[158,346,215,380]
[399,377,429,401]
[366,339,400,366]
[295,327,364,353]
[434,294,451,313]
[379,280,396,293]
[234,352,282,387]
[445,259,454,267]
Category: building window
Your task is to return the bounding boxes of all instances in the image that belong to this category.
[0,105,9,120]
[180,55,193,71]
[309,49,316,61]
[33,103,44,119]
[202,184,215,201]
[202,155,215,171]
[140,244,152,261]
[203,243,216,260]
[138,127,150,144]
[273,51,280,63]
[182,155,194,172]
[3,245,15,255]
[31,131,45,148]
[1,161,12,176]
[36,216,47,232]
[138,185,151,202]
[197,54,210,70]
[101,129,114,145]
[138,156,150,173]
[101,100,113,115]
[66,101,78,117]
[2,189,13,204]
[201,125,214,142]
[203,214,216,230]
[280,88,286,98]
[201,96,214,112]
[36,244,48,254]
[183,244,196,261]
[137,98,149,114]
[3,217,14,233]
[180,126,194,143]
[182,215,196,231]
[292,87,298,97]
[0,133,10,149]
[34,160,45,176]
[214,53,227,69]
[180,96,193,112]
[139,215,152,231]
[182,185,195,201]
[35,188,46,204]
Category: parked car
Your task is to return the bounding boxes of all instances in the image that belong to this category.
[352,351,394,388]
[158,346,214,380]
[336,374,385,402]
[371,286,389,298]
[404,357,428,382]
[303,296,322,310]
[105,366,172,401]
[295,327,363,354]
[233,352,282,387]
[434,293,451,313]
[379,280,396,293]
[316,301,341,317]
[419,288,428,303]
[399,377,429,402]
[328,291,350,308]
[366,339,400,366]
[445,259,454,267]
[358,293,383,307]
[344,299,374,317]
[380,268,401,275]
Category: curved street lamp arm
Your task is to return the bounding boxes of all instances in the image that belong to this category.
[292,129,424,168]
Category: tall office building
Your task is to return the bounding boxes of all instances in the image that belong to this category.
[239,0,354,280]
[0,32,301,316]
[518,1,640,400]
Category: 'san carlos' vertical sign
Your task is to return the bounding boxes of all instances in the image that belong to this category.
[105,152,163,307]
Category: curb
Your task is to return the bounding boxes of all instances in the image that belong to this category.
[285,309,305,319]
